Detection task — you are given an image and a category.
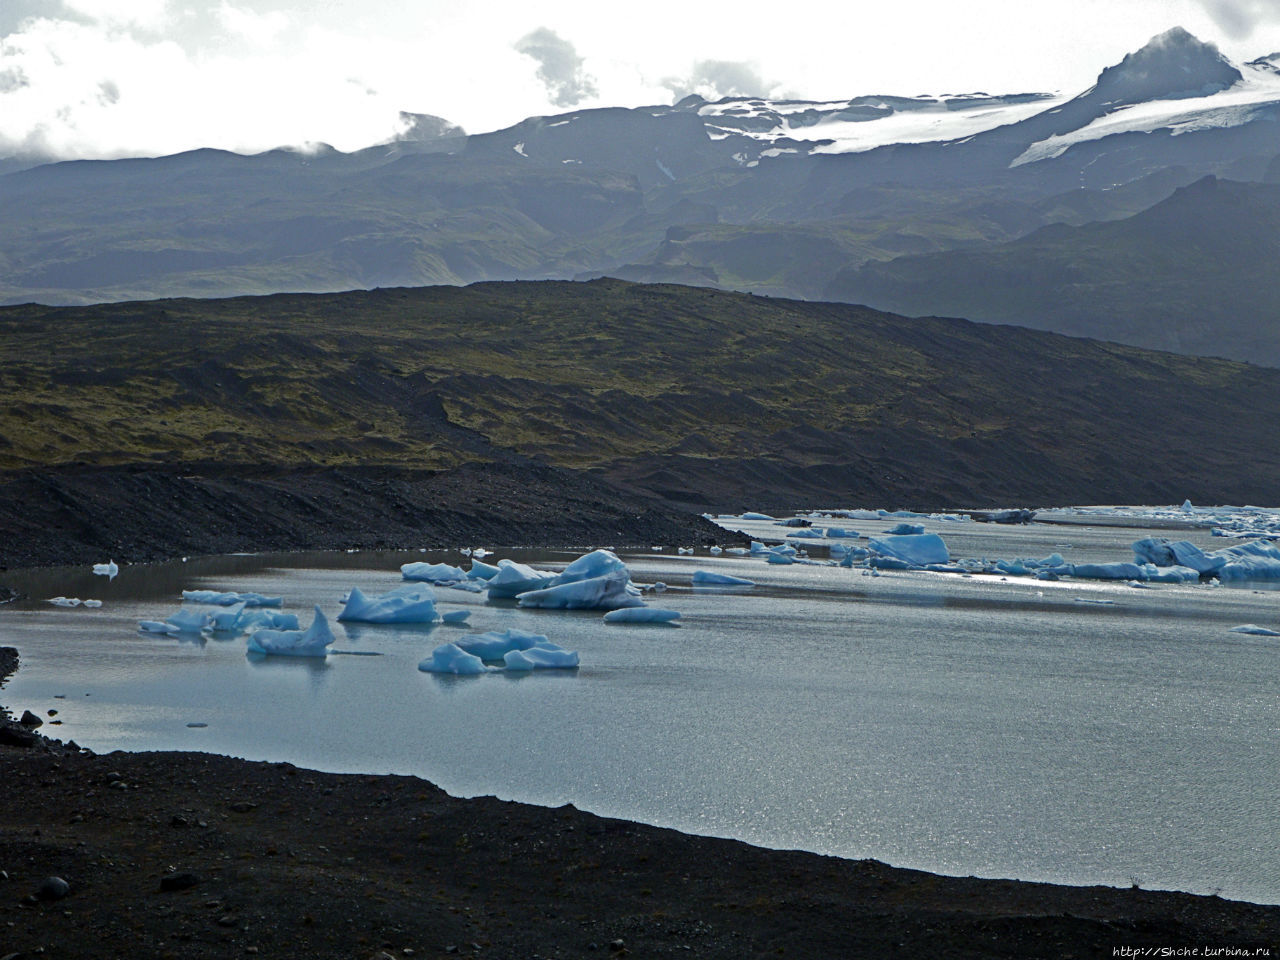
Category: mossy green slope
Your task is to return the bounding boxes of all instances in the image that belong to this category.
[2,278,1278,507]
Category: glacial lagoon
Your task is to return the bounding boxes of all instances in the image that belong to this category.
[2,508,1278,904]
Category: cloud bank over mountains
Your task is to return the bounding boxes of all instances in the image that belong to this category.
[3,0,1280,160]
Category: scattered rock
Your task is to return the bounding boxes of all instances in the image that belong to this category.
[159,872,200,892]
[0,724,38,747]
[19,710,42,727]
[36,876,71,901]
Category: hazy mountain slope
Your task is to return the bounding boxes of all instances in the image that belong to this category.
[3,279,1279,509]
[826,176,1280,365]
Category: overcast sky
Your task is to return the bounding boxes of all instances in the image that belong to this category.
[3,0,1280,159]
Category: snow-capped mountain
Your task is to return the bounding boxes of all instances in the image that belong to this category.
[2,26,1279,370]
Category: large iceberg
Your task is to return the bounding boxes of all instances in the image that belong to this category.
[246,606,335,657]
[485,559,559,599]
[514,550,644,611]
[868,533,950,568]
[1213,539,1280,581]
[517,570,643,610]
[338,584,440,624]
[1132,538,1223,576]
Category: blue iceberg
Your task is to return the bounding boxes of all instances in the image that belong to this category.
[339,584,440,624]
[246,606,335,657]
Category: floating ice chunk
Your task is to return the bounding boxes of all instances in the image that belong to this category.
[418,642,492,675]
[441,610,471,624]
[82,599,103,608]
[555,549,628,584]
[1214,539,1280,581]
[691,570,755,588]
[503,642,580,670]
[1132,538,1223,575]
[709,546,723,555]
[1229,624,1280,636]
[765,553,795,565]
[825,527,858,539]
[92,560,118,579]
[725,547,750,555]
[47,596,80,607]
[741,512,775,521]
[516,570,643,610]
[885,522,925,536]
[749,541,770,555]
[1071,561,1147,580]
[467,559,501,581]
[246,606,334,657]
[1182,499,1195,512]
[138,620,174,633]
[238,609,300,630]
[338,585,440,624]
[166,607,213,632]
[207,602,246,632]
[604,607,681,623]
[486,559,558,599]
[769,544,798,558]
[454,628,546,659]
[868,533,950,568]
[182,590,282,607]
[401,561,467,583]
[1142,564,1201,583]
[787,529,824,539]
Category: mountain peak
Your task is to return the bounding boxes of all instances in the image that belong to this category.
[1089,27,1241,108]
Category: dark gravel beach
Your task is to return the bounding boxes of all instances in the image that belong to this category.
[1,646,1278,960]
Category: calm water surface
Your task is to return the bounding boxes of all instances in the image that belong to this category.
[2,514,1278,903]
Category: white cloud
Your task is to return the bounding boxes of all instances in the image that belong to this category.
[1196,0,1280,39]
[215,1,289,46]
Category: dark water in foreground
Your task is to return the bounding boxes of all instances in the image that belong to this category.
[2,515,1278,904]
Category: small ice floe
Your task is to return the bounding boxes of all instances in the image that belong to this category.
[603,607,681,624]
[472,548,492,559]
[338,585,440,624]
[709,546,723,555]
[741,512,775,521]
[81,598,102,608]
[692,570,755,587]
[47,597,81,607]
[441,610,470,624]
[420,630,580,673]
[418,643,492,675]
[677,547,694,554]
[724,546,749,555]
[92,560,118,579]
[1072,597,1116,605]
[246,606,334,657]
[454,629,547,659]
[885,523,925,536]
[181,590,282,607]
[138,620,174,633]
[503,643,579,670]
[400,561,467,584]
[166,607,214,633]
[1229,624,1280,636]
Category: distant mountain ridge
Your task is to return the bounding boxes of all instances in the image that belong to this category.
[2,28,1280,365]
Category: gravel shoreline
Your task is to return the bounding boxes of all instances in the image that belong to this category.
[2,646,1278,959]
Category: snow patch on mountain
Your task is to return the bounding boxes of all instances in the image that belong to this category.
[696,93,1067,156]
[1011,63,1280,167]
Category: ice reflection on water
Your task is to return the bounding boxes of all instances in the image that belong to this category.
[1,515,1279,904]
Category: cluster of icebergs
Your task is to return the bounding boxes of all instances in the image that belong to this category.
[724,507,1280,585]
[128,548,703,674]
